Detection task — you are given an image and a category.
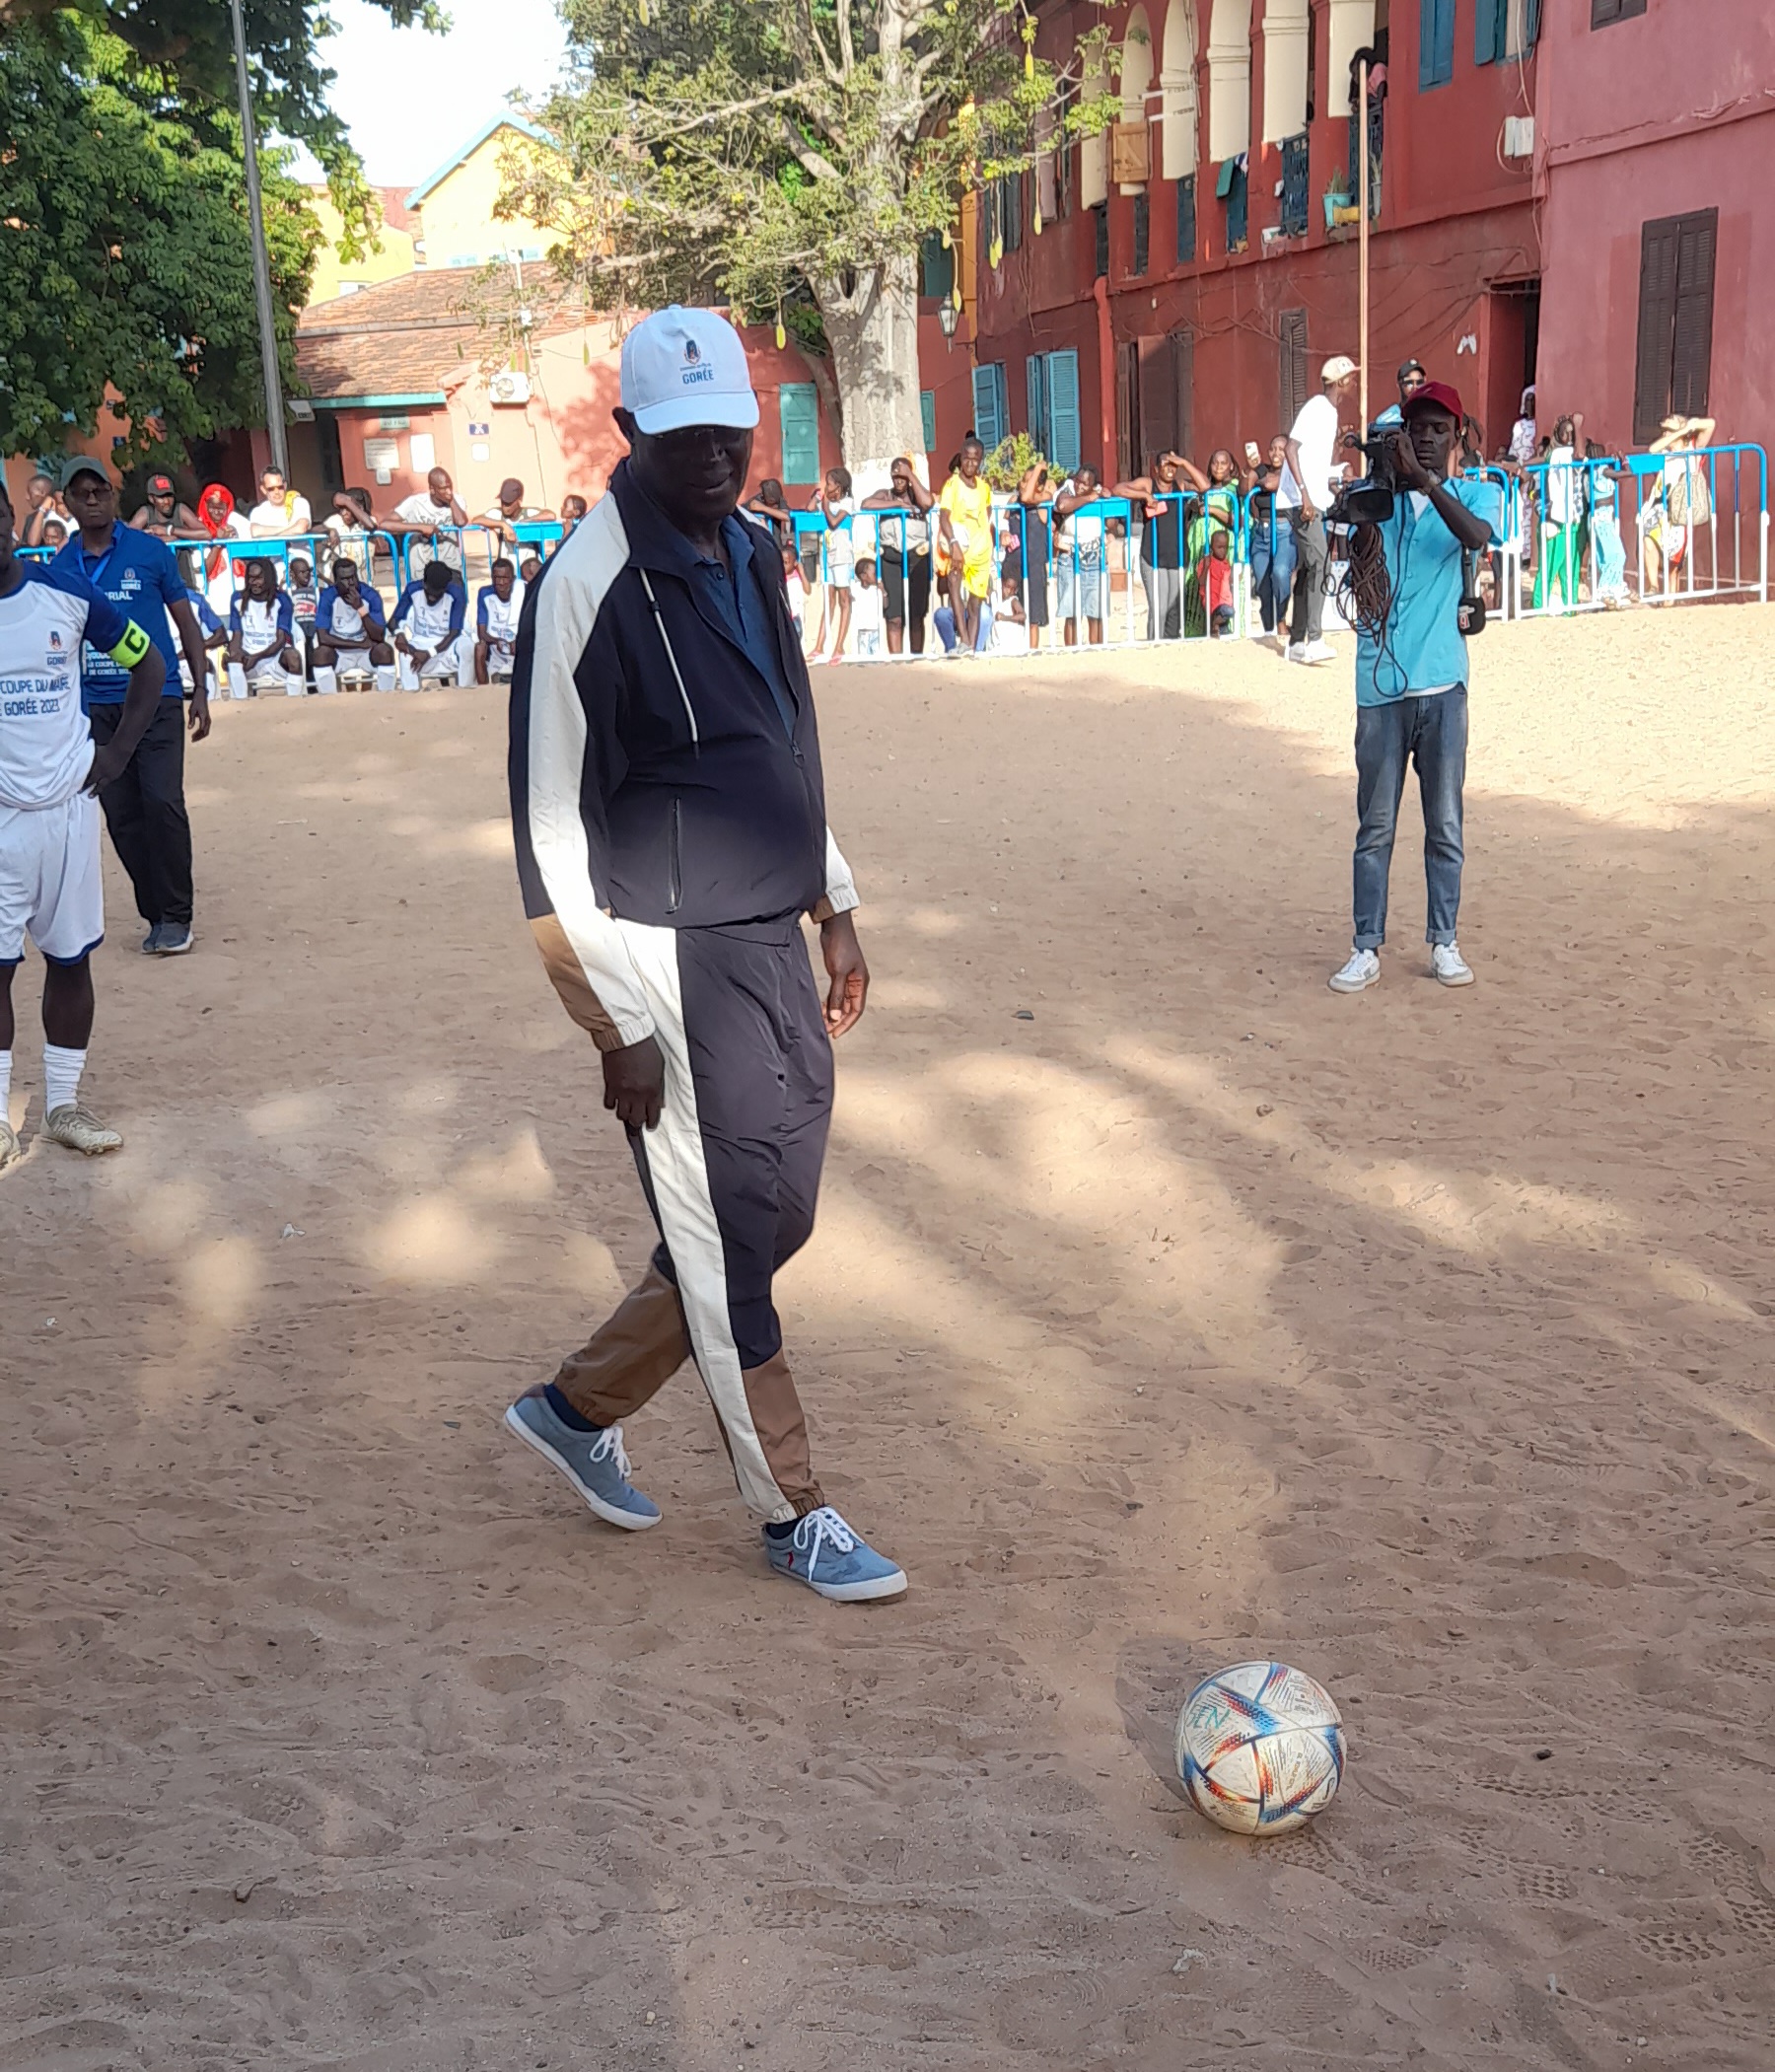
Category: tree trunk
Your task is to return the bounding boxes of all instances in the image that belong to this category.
[814,253,928,477]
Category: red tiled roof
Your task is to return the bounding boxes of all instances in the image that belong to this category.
[296,266,585,401]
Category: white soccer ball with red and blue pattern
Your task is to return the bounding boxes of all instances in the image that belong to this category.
[1176,1661,1345,1835]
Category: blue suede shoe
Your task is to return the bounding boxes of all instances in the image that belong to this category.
[763,1506,906,1602]
[503,1387,662,1531]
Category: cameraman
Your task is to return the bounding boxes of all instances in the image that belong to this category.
[1327,381,1501,995]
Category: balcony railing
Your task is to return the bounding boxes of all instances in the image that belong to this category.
[1280,133,1309,236]
[1346,99,1384,217]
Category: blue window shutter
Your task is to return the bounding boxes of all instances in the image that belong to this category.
[971,363,1006,450]
[1524,0,1541,49]
[1475,0,1503,62]
[778,383,820,485]
[1046,351,1082,474]
[992,364,1010,449]
[920,389,936,457]
[1027,353,1049,460]
[1421,0,1455,86]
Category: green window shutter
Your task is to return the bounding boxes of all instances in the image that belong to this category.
[920,232,954,300]
[919,389,937,458]
[778,383,820,485]
[1046,350,1082,474]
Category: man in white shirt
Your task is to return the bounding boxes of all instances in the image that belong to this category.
[480,477,554,550]
[473,557,525,682]
[390,468,467,574]
[247,466,313,538]
[1279,353,1359,664]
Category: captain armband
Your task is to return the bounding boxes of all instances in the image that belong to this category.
[107,620,152,670]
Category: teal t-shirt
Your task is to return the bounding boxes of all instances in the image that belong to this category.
[1355,477,1501,707]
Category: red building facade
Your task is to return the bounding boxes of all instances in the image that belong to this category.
[950,0,1545,478]
[1533,0,1775,466]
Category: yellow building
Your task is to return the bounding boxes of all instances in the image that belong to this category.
[304,185,418,304]
[403,114,555,271]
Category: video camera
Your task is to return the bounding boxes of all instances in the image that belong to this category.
[1327,430,1399,528]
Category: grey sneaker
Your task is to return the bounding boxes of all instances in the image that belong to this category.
[155,923,194,956]
[503,1387,662,1531]
[0,1116,21,1174]
[141,923,165,954]
[43,1105,123,1156]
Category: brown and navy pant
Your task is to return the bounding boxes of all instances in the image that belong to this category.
[551,914,832,1524]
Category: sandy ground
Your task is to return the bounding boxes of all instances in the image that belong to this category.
[3,606,1774,2072]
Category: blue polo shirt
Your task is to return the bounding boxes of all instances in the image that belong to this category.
[52,523,186,703]
[657,510,796,741]
[1355,477,1501,707]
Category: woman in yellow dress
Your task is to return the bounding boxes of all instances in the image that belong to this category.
[937,435,995,653]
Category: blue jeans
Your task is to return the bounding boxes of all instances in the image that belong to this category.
[1248,512,1297,632]
[1353,688,1467,951]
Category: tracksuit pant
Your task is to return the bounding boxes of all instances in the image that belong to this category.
[551,914,832,1524]
[88,698,194,931]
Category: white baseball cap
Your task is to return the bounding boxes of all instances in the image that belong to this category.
[620,306,760,436]
[1320,354,1359,383]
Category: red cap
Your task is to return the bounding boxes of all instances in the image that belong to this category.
[1402,379,1463,423]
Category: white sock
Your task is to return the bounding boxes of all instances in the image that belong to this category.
[0,1049,11,1118]
[43,1044,85,1115]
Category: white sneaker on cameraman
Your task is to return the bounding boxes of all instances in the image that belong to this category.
[1302,639,1337,665]
[1328,947,1381,993]
[1431,942,1474,987]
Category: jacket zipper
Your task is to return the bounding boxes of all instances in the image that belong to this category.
[668,796,682,913]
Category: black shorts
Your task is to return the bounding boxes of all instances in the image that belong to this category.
[881,546,931,627]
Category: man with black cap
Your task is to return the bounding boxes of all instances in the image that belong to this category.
[1327,379,1502,995]
[54,456,210,957]
[506,306,904,1603]
[1375,358,1428,430]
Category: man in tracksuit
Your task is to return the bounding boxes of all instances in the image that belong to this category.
[504,307,905,1603]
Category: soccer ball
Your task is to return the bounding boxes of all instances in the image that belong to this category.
[1176,1661,1345,1835]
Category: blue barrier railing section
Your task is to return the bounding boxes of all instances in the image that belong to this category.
[794,490,1254,652]
[1464,443,1767,618]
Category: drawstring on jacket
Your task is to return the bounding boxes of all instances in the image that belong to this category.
[637,568,700,747]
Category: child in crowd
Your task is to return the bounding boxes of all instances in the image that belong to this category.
[518,553,542,589]
[560,494,589,534]
[1204,528,1236,636]
[782,542,809,644]
[39,517,67,551]
[810,464,854,662]
[849,556,884,659]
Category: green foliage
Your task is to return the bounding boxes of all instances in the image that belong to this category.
[0,13,320,463]
[504,0,1116,330]
[982,430,1045,491]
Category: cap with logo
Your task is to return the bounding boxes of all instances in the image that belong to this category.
[145,472,176,496]
[620,306,760,436]
[1401,379,1464,423]
[1320,354,1359,384]
[60,455,111,490]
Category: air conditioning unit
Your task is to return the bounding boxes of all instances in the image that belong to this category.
[489,370,532,405]
[1503,115,1535,159]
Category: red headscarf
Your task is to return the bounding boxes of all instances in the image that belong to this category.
[198,482,236,581]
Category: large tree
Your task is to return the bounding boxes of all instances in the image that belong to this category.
[505,0,1110,469]
[0,0,442,463]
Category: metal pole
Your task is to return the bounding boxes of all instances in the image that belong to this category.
[1357,59,1370,436]
[230,0,289,477]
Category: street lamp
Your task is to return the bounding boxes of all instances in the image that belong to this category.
[938,298,958,351]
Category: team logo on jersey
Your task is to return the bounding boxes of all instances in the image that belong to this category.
[48,632,62,651]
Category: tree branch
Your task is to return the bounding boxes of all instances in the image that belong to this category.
[778,114,843,183]
[836,0,856,75]
[800,0,843,88]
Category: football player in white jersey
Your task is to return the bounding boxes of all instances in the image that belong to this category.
[473,556,526,683]
[0,482,167,1169]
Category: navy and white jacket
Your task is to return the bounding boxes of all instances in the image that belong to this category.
[508,461,857,1052]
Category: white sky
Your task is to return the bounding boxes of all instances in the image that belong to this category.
[288,0,571,189]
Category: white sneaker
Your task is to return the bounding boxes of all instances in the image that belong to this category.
[1328,948,1381,993]
[1285,642,1309,663]
[1303,639,1337,664]
[1431,942,1474,987]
